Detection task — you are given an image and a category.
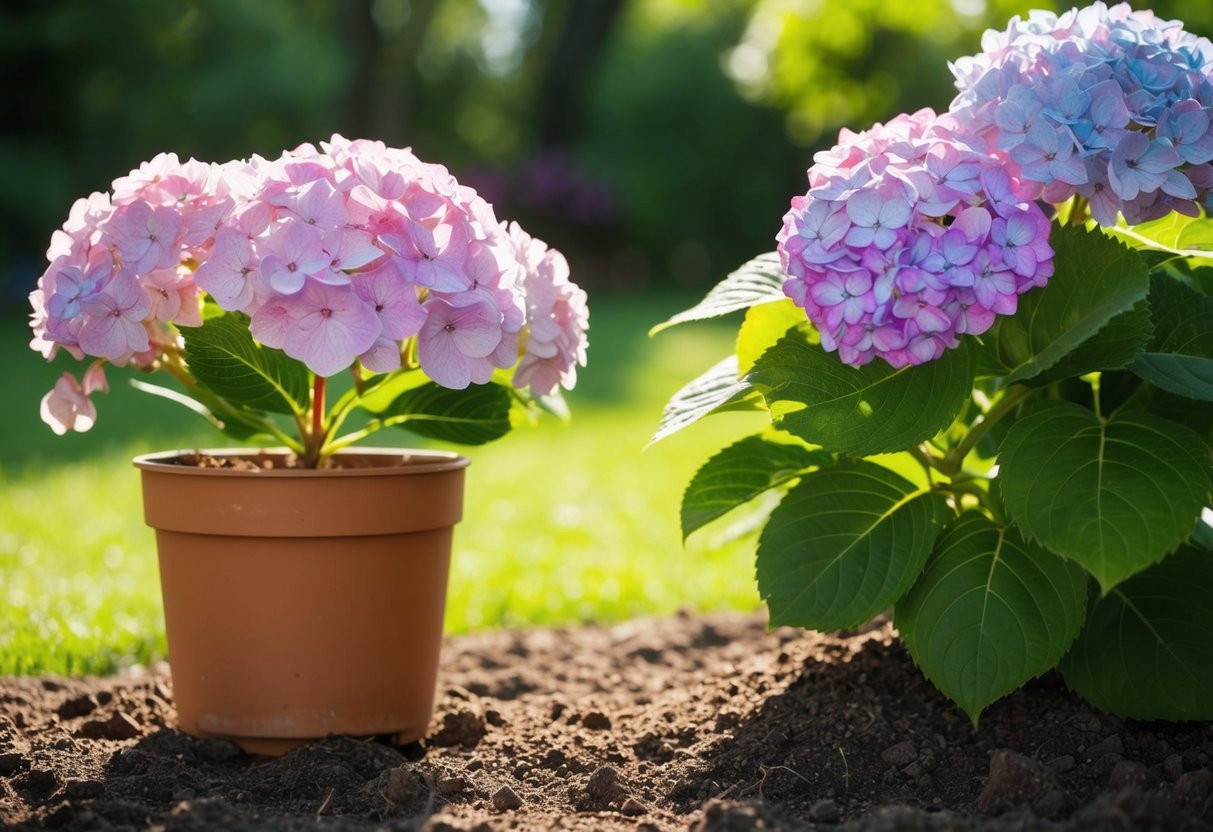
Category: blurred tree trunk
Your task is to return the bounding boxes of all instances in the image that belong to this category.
[535,0,627,147]
[337,0,440,144]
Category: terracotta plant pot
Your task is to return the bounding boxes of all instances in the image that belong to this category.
[133,447,469,755]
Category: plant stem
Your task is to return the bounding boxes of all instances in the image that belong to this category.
[301,375,327,468]
[942,385,1033,475]
[313,376,326,443]
[326,425,380,453]
[909,444,939,483]
[934,477,1002,520]
[328,415,410,452]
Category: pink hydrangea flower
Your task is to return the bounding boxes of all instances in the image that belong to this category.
[281,279,382,377]
[260,221,332,295]
[777,109,1054,368]
[108,201,183,275]
[379,211,473,293]
[78,270,152,363]
[40,372,97,435]
[359,337,403,373]
[416,295,505,389]
[351,261,428,341]
[31,135,590,434]
[194,226,261,311]
[510,224,590,395]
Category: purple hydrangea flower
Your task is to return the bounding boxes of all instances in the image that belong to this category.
[776,109,1055,369]
[950,2,1213,224]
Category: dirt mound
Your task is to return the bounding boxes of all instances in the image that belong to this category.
[2,613,1211,830]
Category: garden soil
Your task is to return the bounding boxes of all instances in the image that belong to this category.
[2,612,1212,831]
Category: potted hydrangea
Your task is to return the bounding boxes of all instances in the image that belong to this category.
[655,2,1213,723]
[29,135,588,753]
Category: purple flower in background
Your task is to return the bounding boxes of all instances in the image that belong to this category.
[777,108,1054,369]
[950,1,1213,224]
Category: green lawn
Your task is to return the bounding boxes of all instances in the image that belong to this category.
[0,292,767,674]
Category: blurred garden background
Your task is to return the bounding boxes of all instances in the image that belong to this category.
[3,0,1210,674]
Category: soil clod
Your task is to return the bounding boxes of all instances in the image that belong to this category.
[0,751,27,775]
[55,694,99,721]
[74,711,141,741]
[620,796,648,816]
[585,764,628,806]
[428,709,487,749]
[976,749,1062,816]
[18,767,59,800]
[491,784,523,811]
[879,740,917,768]
[582,710,612,731]
[1174,769,1213,810]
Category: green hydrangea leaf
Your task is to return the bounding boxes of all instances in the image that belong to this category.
[681,434,829,541]
[736,299,809,375]
[998,400,1211,591]
[382,381,512,445]
[1030,302,1153,386]
[1177,217,1213,252]
[1137,389,1213,454]
[896,513,1088,724]
[180,312,310,415]
[981,225,1149,383]
[1189,266,1213,296]
[649,253,788,335]
[1111,213,1208,252]
[757,460,951,631]
[129,379,274,441]
[749,331,975,455]
[1108,211,1213,254]
[1060,547,1213,720]
[650,355,757,445]
[1130,275,1213,402]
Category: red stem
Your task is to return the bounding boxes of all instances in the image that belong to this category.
[311,375,327,460]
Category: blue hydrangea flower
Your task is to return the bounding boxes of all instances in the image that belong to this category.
[950,2,1213,225]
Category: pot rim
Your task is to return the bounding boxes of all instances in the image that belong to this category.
[132,447,470,478]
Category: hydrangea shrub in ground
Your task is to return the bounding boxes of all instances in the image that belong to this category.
[655,1,1213,724]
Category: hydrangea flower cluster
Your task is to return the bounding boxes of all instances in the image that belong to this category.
[776,108,1055,368]
[950,2,1213,225]
[30,136,588,434]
